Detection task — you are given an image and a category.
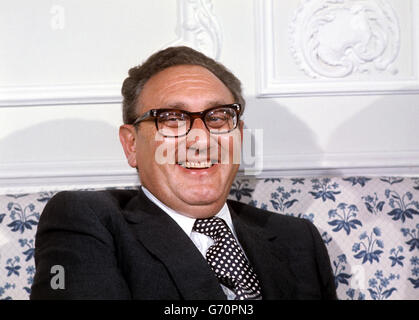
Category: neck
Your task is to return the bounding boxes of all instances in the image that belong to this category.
[141,185,227,219]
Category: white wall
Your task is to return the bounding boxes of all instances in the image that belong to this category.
[1,0,418,193]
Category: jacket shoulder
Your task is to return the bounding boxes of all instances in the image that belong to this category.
[227,199,308,228]
[227,199,319,245]
[40,189,140,228]
[32,189,136,299]
[46,189,139,211]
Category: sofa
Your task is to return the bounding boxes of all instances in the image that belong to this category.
[0,176,418,300]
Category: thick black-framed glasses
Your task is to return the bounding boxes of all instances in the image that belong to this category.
[131,103,242,138]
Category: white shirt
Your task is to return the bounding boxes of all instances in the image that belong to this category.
[141,186,240,299]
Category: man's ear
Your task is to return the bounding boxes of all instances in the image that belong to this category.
[119,124,138,168]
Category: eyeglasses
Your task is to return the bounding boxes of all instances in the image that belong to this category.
[131,103,242,138]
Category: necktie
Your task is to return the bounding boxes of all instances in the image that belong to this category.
[193,217,262,300]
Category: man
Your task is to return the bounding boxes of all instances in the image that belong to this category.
[30,46,337,300]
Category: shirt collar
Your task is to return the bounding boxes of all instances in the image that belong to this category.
[141,186,234,237]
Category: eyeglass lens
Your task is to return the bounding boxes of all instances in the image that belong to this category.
[156,107,237,137]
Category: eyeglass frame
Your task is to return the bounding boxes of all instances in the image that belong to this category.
[131,103,242,138]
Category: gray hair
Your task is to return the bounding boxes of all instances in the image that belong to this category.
[121,46,245,124]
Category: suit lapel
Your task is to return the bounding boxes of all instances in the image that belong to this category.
[229,202,296,299]
[122,190,226,300]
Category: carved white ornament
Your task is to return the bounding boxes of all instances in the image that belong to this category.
[289,0,401,78]
[166,0,223,60]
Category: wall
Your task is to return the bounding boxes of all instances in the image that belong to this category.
[0,0,418,193]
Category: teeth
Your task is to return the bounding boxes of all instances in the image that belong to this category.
[179,161,214,169]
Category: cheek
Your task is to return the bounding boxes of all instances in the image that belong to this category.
[137,134,179,171]
[154,138,179,165]
[136,129,158,167]
[217,132,242,164]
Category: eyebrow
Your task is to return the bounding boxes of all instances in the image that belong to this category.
[163,101,231,110]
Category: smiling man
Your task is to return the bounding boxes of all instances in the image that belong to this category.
[119,63,241,218]
[31,46,337,300]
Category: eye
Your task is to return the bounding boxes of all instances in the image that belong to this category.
[208,114,228,122]
[158,111,188,128]
[206,109,234,128]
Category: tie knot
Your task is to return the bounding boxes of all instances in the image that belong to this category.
[193,217,229,241]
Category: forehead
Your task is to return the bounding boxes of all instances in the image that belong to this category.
[137,65,234,112]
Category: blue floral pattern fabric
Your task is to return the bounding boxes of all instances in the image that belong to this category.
[0,177,418,299]
[229,176,419,300]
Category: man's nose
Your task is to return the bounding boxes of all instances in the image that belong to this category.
[186,118,210,149]
[190,117,206,131]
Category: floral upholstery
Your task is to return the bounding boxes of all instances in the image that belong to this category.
[0,176,418,300]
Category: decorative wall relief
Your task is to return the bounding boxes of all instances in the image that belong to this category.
[257,0,419,96]
[289,0,401,79]
[166,0,223,60]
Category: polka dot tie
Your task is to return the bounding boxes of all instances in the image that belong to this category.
[193,217,262,300]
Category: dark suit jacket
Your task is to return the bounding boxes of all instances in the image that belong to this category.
[30,189,337,300]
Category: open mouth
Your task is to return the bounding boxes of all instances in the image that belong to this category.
[176,160,218,169]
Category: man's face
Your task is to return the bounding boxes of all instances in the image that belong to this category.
[119,65,243,218]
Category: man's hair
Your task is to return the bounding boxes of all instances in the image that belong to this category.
[121,46,245,124]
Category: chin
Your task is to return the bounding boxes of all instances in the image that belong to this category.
[180,187,225,206]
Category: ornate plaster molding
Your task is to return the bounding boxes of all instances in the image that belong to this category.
[289,0,401,79]
[165,0,223,60]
